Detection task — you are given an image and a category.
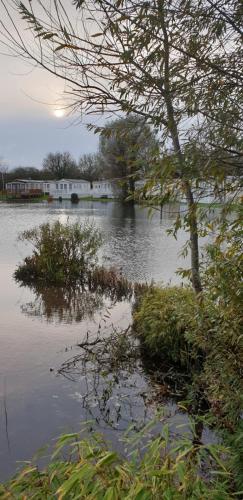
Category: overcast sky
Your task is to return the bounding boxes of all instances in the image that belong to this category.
[0,45,99,170]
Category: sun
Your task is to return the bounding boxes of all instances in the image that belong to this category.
[53,108,65,118]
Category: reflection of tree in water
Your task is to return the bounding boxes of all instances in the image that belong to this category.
[20,270,133,323]
[57,325,210,447]
[21,285,105,323]
[58,327,148,430]
[160,203,181,223]
[57,327,178,433]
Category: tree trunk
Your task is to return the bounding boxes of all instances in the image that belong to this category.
[183,181,203,294]
[159,0,202,293]
[128,175,135,204]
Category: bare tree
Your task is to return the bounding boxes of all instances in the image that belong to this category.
[78,153,101,182]
[42,151,78,179]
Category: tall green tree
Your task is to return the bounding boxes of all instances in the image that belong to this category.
[99,115,159,200]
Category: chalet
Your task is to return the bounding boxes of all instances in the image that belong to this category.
[6,179,50,198]
[47,178,115,199]
[49,179,90,198]
[91,180,114,198]
[6,178,117,199]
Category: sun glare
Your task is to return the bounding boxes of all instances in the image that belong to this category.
[53,108,65,118]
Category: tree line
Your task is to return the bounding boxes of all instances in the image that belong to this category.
[3,115,158,199]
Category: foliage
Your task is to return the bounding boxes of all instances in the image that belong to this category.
[0,424,235,499]
[99,115,159,199]
[14,220,102,286]
[133,287,200,370]
[227,421,243,491]
[202,211,243,311]
[4,166,41,184]
[133,211,243,429]
[193,213,243,429]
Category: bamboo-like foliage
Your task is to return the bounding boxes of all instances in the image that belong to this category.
[0,421,235,499]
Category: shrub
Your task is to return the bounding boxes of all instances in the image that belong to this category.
[14,220,102,285]
[71,192,79,203]
[191,216,243,429]
[134,281,243,428]
[133,286,200,370]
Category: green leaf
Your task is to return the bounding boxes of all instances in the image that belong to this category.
[96,452,118,468]
[54,43,79,52]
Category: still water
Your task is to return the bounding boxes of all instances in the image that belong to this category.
[0,200,214,481]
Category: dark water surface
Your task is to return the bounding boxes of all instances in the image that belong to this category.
[0,200,214,480]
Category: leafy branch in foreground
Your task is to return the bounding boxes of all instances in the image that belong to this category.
[0,421,235,499]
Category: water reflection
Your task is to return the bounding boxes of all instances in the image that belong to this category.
[57,325,216,447]
[0,201,216,480]
[20,285,105,324]
[58,326,170,432]
[20,273,132,324]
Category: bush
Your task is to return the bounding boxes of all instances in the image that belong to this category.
[14,220,102,286]
[71,192,79,203]
[133,281,243,429]
[133,215,243,430]
[133,286,200,370]
[192,216,243,429]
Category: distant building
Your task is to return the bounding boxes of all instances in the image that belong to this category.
[6,178,117,199]
[91,180,114,198]
[134,177,242,205]
[49,179,90,198]
[6,179,50,197]
[48,178,115,199]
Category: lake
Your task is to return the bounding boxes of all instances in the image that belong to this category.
[0,200,215,481]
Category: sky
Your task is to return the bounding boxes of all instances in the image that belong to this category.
[0,45,99,170]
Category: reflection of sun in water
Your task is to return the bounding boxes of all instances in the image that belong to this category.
[53,108,65,118]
